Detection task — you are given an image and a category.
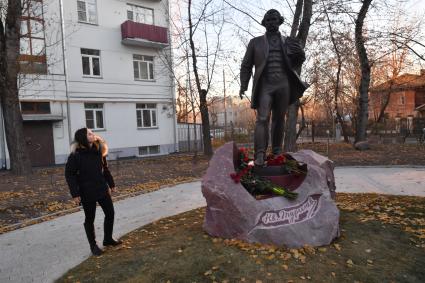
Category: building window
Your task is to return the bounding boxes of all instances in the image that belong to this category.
[127,4,154,25]
[21,102,50,114]
[81,48,101,77]
[77,0,97,24]
[138,145,160,156]
[85,103,104,130]
[136,103,157,128]
[133,55,154,80]
[19,0,47,74]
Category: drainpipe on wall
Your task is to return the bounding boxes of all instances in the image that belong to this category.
[59,0,73,145]
[167,0,178,152]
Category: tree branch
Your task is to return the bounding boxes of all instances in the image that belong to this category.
[297,0,312,47]
[290,0,303,37]
[223,0,261,26]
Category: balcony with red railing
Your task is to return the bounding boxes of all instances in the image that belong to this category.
[121,20,169,49]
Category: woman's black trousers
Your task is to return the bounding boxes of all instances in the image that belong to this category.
[82,195,115,246]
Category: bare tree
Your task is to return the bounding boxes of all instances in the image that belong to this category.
[288,0,424,145]
[322,1,350,142]
[0,0,32,175]
[284,0,313,152]
[188,0,224,156]
[369,12,421,125]
[354,0,373,143]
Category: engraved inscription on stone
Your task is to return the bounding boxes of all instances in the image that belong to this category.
[257,194,322,228]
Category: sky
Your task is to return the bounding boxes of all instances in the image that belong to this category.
[409,0,425,12]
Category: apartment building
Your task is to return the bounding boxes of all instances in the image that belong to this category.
[0,0,177,168]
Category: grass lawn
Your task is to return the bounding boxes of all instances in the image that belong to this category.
[297,143,425,166]
[58,193,425,283]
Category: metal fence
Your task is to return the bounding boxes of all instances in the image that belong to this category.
[299,118,425,144]
[177,123,203,152]
[178,118,425,152]
[210,125,251,140]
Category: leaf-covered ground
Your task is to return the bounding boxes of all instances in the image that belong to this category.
[0,154,209,233]
[299,143,425,166]
[1,143,424,234]
[58,193,425,283]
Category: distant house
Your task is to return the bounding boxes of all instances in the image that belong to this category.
[369,70,425,120]
[208,96,254,130]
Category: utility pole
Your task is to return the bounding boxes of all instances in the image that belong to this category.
[223,69,227,140]
[185,47,191,152]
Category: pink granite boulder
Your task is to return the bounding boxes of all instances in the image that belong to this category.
[202,142,340,248]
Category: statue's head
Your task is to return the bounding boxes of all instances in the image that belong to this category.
[261,9,284,32]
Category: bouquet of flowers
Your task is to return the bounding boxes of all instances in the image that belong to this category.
[230,147,306,200]
[266,153,307,176]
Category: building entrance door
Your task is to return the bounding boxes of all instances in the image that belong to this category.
[23,121,55,166]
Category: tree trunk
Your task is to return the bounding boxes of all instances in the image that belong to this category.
[375,81,395,124]
[336,113,350,142]
[284,103,299,152]
[191,96,198,156]
[0,1,32,175]
[284,0,313,152]
[290,0,304,37]
[295,103,306,139]
[199,90,212,156]
[188,0,213,156]
[354,0,373,143]
[376,92,391,123]
[371,86,392,134]
[311,120,315,143]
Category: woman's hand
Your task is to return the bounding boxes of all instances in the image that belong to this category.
[73,197,81,205]
[108,187,116,196]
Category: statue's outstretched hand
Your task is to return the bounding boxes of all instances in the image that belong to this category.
[239,90,245,100]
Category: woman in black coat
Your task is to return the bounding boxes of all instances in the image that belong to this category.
[65,128,121,256]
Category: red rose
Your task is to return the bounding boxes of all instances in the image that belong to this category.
[276,155,284,164]
[230,171,243,183]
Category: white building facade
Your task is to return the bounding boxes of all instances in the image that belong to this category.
[0,0,177,168]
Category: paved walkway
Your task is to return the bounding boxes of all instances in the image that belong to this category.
[0,182,206,283]
[0,166,424,283]
[335,166,425,196]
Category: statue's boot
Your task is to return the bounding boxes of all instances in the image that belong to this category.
[254,151,266,167]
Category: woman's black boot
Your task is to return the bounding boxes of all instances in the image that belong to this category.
[90,244,103,256]
[103,213,121,246]
[103,238,122,246]
[84,222,103,256]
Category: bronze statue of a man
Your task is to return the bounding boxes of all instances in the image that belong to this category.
[240,9,308,166]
